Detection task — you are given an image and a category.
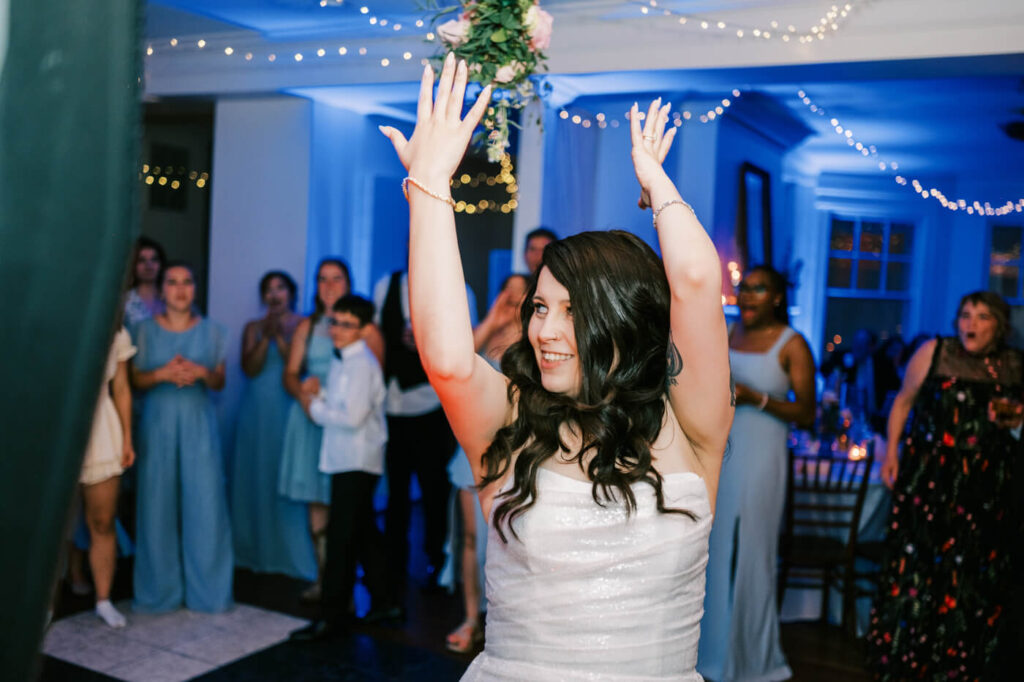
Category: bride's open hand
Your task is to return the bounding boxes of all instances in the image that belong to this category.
[379,52,492,187]
[629,99,676,209]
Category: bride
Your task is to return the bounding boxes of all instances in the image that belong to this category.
[380,53,733,680]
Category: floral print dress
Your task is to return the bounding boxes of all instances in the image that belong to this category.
[867,337,1021,680]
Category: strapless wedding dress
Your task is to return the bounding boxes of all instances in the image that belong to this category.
[461,467,712,681]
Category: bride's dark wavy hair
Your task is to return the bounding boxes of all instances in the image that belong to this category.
[480,230,696,542]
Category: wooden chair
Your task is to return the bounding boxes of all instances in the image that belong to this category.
[851,538,887,608]
[777,444,875,634]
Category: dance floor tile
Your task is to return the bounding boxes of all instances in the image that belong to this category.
[41,602,307,682]
[42,625,162,674]
[104,649,214,682]
[169,627,286,665]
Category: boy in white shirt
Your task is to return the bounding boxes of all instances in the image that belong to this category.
[290,295,398,640]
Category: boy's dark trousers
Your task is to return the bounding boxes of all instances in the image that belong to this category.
[320,471,391,624]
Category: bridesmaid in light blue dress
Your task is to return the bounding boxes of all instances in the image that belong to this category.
[698,266,816,681]
[131,263,233,613]
[230,271,316,580]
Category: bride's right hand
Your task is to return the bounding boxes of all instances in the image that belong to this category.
[379,53,492,187]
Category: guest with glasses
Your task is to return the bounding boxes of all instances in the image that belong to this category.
[698,265,816,682]
[280,258,384,601]
[290,295,399,640]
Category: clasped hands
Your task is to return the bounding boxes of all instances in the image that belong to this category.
[378,52,675,207]
[159,354,209,388]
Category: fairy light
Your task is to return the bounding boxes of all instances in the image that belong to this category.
[637,0,863,43]
[449,154,518,214]
[558,92,744,132]
[798,89,1023,216]
[138,163,209,190]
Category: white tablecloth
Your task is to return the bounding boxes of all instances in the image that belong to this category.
[778,454,891,634]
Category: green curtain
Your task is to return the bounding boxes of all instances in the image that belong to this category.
[0,0,139,677]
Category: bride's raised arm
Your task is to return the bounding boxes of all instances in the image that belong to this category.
[379,54,510,478]
[629,99,733,468]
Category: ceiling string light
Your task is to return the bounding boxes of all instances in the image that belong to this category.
[557,91,743,130]
[316,2,423,34]
[797,90,1024,217]
[637,1,863,45]
[145,32,434,69]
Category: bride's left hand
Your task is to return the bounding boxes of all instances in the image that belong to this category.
[379,52,492,187]
[629,99,677,209]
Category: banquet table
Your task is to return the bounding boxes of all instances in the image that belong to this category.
[778,437,892,635]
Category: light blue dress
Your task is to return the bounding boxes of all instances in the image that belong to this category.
[698,327,795,682]
[278,317,333,504]
[230,338,317,580]
[132,317,234,613]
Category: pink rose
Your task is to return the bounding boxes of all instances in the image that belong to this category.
[437,18,471,47]
[524,4,553,51]
[493,62,522,84]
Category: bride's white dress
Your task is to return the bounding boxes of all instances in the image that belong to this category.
[461,467,712,681]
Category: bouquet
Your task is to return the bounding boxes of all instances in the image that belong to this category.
[433,0,553,162]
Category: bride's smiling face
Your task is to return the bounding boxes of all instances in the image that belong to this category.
[528,267,581,398]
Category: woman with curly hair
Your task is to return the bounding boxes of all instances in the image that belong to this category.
[379,54,733,680]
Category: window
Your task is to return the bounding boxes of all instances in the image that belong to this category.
[823,215,915,354]
[989,224,1024,301]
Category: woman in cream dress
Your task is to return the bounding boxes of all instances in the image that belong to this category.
[80,326,136,627]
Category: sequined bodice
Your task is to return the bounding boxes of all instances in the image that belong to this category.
[465,469,711,681]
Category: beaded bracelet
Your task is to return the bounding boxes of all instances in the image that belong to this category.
[402,176,456,208]
[652,198,694,227]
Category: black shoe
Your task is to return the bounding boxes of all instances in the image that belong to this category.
[359,605,405,626]
[289,619,347,642]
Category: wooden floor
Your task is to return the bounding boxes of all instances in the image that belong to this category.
[782,622,870,681]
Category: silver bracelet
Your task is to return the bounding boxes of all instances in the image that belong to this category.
[757,392,770,411]
[652,198,694,227]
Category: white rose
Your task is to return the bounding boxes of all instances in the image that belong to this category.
[494,63,518,84]
[437,18,470,47]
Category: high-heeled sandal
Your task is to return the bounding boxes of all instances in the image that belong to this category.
[445,621,483,654]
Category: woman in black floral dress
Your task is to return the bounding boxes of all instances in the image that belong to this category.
[868,291,1021,680]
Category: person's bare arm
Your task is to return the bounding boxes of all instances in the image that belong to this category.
[111,360,135,468]
[380,57,510,480]
[283,317,312,400]
[881,338,936,488]
[241,320,271,378]
[362,323,386,366]
[630,100,733,471]
[735,333,817,428]
[200,362,226,391]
